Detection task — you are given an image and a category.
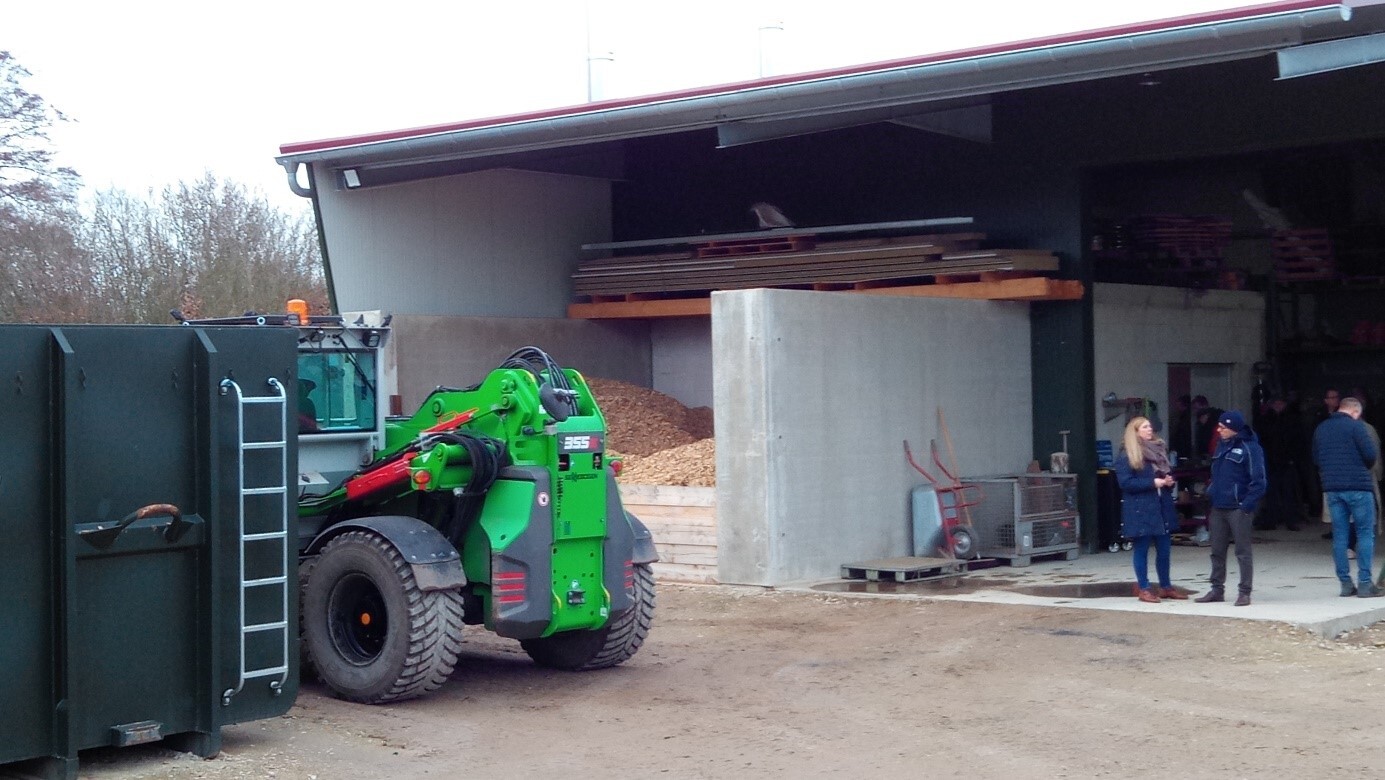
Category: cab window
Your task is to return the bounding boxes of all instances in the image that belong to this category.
[297,350,377,433]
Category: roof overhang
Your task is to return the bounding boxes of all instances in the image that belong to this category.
[277,1,1374,194]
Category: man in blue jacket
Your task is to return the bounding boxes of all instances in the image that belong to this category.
[1194,410,1266,606]
[1313,396,1381,598]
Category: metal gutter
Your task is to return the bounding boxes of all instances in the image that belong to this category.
[276,2,1353,184]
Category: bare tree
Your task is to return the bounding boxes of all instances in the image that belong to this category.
[82,173,327,323]
[0,50,79,227]
[0,51,325,324]
[0,49,92,322]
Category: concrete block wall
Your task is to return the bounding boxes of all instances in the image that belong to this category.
[1092,282,1265,447]
[651,317,713,409]
[712,288,1034,586]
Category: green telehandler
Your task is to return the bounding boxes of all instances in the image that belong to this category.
[181,304,657,703]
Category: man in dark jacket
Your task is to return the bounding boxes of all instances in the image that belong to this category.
[1313,396,1381,598]
[1195,410,1266,606]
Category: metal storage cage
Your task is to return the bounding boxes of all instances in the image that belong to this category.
[960,474,1081,566]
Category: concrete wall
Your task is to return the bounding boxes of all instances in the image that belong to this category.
[315,168,611,317]
[713,288,1033,586]
[1091,283,1265,447]
[650,317,713,409]
[387,315,650,412]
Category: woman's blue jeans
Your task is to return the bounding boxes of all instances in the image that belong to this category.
[1132,533,1172,590]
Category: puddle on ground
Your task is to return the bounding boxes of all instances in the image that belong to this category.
[1009,582,1142,598]
[816,579,1186,599]
[814,577,1018,596]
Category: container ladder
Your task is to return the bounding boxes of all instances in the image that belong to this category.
[220,377,290,706]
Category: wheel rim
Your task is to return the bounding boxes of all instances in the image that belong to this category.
[952,529,975,558]
[327,572,388,664]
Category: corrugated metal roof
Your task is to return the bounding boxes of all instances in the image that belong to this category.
[276,1,1364,175]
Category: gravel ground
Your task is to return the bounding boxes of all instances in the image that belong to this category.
[51,583,1385,780]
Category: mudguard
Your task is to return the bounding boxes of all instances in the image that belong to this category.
[303,515,465,592]
[601,473,660,620]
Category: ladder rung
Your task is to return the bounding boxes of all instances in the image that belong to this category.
[241,397,285,405]
[244,666,290,678]
[244,441,286,450]
[244,531,286,541]
[246,621,288,633]
[242,487,286,496]
[246,576,287,587]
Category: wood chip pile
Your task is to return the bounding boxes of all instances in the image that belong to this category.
[585,377,716,486]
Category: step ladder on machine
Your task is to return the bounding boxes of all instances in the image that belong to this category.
[219,377,290,706]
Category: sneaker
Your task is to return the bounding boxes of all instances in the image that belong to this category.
[1341,582,1358,597]
[1194,590,1224,603]
[1234,593,1251,607]
[1358,583,1384,599]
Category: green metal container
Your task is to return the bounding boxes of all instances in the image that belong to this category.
[0,324,300,780]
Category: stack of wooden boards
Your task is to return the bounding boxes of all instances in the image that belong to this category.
[572,232,1060,300]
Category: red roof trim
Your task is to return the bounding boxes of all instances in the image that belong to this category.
[278,1,1341,156]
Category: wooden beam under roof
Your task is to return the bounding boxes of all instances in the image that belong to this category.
[566,278,1084,319]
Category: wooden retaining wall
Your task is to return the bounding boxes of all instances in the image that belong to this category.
[620,484,718,583]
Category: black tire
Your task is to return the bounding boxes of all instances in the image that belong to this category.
[297,557,317,680]
[949,526,979,559]
[302,531,464,703]
[521,562,655,670]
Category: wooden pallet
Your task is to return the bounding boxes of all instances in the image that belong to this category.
[840,556,965,582]
[1273,228,1337,281]
[985,548,1080,567]
[695,236,817,257]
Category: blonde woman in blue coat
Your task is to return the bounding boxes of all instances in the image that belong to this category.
[1116,416,1186,603]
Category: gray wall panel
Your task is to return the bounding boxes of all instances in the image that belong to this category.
[316,168,610,317]
[651,317,713,409]
[713,288,1033,586]
[1091,283,1265,447]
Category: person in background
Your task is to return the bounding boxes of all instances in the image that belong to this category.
[1257,395,1305,531]
[1116,417,1185,604]
[1169,394,1193,464]
[1314,396,1382,598]
[1195,410,1265,607]
[1350,390,1385,520]
[1311,388,1341,527]
[1193,395,1223,462]
[297,378,321,433]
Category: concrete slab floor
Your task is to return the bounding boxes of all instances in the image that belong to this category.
[793,528,1385,638]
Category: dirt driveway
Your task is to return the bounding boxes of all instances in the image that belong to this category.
[67,583,1385,779]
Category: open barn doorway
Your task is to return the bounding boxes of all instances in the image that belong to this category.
[1167,363,1232,466]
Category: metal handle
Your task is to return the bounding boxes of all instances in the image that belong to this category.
[77,503,183,549]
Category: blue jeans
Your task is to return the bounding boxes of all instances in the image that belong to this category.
[1328,491,1376,585]
[1131,534,1172,590]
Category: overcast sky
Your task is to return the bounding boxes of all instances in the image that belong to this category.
[7,0,1250,211]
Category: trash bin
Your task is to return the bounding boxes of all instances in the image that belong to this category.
[0,324,300,780]
[1096,468,1128,552]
